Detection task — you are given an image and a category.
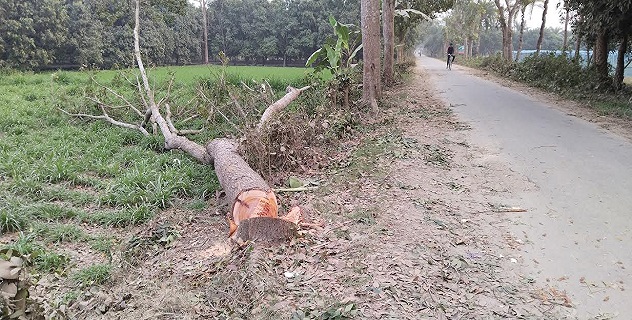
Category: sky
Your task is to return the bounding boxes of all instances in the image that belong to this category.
[525,3,564,30]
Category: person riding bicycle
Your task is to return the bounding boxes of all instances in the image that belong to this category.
[447,43,455,69]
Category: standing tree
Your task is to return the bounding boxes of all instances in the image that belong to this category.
[0,0,68,69]
[361,0,381,111]
[394,0,452,61]
[515,0,535,61]
[535,0,549,55]
[383,0,396,87]
[562,1,570,51]
[494,0,522,60]
[568,0,632,87]
[201,0,209,64]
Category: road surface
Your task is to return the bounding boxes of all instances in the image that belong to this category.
[418,55,632,319]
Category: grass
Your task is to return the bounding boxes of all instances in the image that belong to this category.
[0,64,315,302]
[72,264,112,287]
[92,64,321,86]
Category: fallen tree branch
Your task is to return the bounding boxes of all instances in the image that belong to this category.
[256,86,310,131]
[91,76,145,117]
[58,107,150,136]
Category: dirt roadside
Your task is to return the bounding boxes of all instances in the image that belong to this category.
[68,63,587,319]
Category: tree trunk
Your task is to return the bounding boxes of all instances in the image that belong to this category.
[494,0,519,61]
[536,0,549,55]
[614,34,628,90]
[516,5,527,61]
[574,33,581,61]
[361,0,381,111]
[382,0,395,87]
[201,0,209,64]
[563,5,569,52]
[594,29,610,81]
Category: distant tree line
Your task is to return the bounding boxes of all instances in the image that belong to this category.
[0,0,360,70]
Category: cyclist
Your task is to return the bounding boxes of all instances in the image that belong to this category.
[447,43,455,69]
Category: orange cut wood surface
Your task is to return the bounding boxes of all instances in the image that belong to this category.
[228,189,278,236]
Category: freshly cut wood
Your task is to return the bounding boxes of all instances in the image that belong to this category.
[228,189,278,236]
[231,217,297,245]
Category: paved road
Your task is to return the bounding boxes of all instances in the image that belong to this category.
[418,55,632,318]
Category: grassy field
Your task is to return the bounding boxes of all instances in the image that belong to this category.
[0,65,314,307]
[92,64,321,86]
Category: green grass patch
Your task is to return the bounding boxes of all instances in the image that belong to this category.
[92,64,321,86]
[34,223,87,243]
[72,264,112,287]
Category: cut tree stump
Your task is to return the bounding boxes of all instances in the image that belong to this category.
[207,138,302,243]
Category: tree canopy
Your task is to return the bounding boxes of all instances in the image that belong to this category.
[0,0,360,70]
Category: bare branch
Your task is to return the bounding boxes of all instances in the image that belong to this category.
[141,108,153,129]
[181,114,199,124]
[157,76,175,107]
[132,0,211,164]
[164,102,178,134]
[91,76,144,117]
[178,128,205,135]
[59,107,150,136]
[228,90,248,121]
[257,86,311,131]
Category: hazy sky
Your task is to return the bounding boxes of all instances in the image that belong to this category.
[525,4,564,30]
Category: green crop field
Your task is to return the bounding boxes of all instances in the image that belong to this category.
[93,64,323,85]
[0,64,316,291]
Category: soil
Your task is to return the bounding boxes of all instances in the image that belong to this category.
[59,62,623,319]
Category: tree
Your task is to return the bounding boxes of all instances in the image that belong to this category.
[535,0,549,54]
[562,1,570,51]
[201,0,209,64]
[0,0,68,69]
[494,0,522,60]
[515,0,535,61]
[395,0,453,60]
[383,0,395,86]
[172,5,202,65]
[361,0,381,111]
[567,0,632,87]
[445,0,487,59]
[60,1,105,67]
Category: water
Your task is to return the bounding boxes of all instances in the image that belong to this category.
[515,50,632,77]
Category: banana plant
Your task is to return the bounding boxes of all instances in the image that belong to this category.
[306,16,363,75]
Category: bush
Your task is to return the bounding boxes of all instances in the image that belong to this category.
[514,53,602,92]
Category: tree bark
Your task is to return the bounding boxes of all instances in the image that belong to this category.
[614,34,628,90]
[382,0,395,87]
[516,5,527,61]
[535,0,549,55]
[563,4,569,52]
[594,28,610,81]
[361,0,381,111]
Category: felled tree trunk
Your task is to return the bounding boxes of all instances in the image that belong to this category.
[206,138,298,243]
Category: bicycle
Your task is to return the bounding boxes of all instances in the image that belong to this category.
[446,54,455,70]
